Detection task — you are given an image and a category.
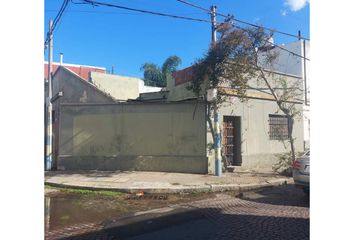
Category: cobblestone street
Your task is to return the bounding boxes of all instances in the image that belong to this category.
[187,187,309,240]
[128,185,309,240]
[46,185,309,240]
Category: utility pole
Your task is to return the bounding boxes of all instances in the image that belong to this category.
[210,5,222,176]
[46,19,53,171]
[298,31,308,105]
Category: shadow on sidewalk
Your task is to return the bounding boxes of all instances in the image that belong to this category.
[238,184,309,207]
[54,207,309,240]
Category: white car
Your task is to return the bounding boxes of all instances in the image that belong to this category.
[292,151,310,194]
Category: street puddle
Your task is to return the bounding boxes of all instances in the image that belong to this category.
[44,194,128,232]
[44,189,216,233]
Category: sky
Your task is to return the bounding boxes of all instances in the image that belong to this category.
[5,2,354,238]
[44,0,309,78]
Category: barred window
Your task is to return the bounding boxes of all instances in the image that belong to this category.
[269,114,289,140]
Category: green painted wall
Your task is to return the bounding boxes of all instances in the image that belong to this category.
[58,101,207,173]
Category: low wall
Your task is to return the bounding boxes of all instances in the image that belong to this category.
[58,101,207,174]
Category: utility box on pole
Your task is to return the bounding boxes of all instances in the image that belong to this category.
[207,88,217,102]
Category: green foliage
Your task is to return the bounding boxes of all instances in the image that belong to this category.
[188,22,302,163]
[141,55,182,87]
[140,63,164,87]
[161,55,182,77]
[67,189,122,197]
[272,152,293,176]
[188,22,272,98]
[47,185,122,198]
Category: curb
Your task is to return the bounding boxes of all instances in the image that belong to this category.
[103,206,203,239]
[44,178,293,239]
[45,178,291,194]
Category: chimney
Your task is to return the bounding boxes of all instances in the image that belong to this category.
[60,53,63,65]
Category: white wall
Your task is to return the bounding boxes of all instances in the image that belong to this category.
[138,80,162,93]
[90,72,140,100]
[258,40,310,147]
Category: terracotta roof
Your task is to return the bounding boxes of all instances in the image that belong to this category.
[44,62,106,81]
[172,66,194,86]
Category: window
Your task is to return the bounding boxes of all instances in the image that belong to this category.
[269,114,289,140]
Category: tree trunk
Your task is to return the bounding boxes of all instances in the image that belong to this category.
[206,103,215,142]
[258,67,297,161]
[288,116,296,161]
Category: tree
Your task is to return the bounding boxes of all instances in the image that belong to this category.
[188,22,304,164]
[141,55,182,87]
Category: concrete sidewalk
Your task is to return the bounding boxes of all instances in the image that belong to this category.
[45,170,293,193]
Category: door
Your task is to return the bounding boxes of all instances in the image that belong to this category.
[223,116,242,166]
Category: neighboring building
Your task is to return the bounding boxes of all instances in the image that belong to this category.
[44,61,106,81]
[88,71,162,100]
[47,66,116,168]
[45,60,163,169]
[90,72,141,101]
[258,40,310,149]
[138,79,163,94]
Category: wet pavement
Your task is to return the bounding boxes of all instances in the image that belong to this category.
[125,185,309,240]
[45,187,216,234]
[45,184,308,240]
[45,195,127,231]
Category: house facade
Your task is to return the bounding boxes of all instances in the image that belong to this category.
[47,53,306,174]
[139,65,305,173]
[258,40,310,149]
[44,61,106,81]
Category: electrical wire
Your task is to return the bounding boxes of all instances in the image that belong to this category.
[79,0,211,23]
[176,0,309,60]
[45,9,206,15]
[44,0,70,48]
[52,0,71,37]
[176,0,210,13]
[231,23,310,61]
[176,0,309,41]
[45,0,309,61]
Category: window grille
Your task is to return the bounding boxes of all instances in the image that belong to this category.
[269,114,289,140]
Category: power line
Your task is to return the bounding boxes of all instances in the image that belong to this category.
[176,0,210,12]
[78,0,211,23]
[176,0,309,41]
[44,0,70,48]
[45,9,206,16]
[53,0,309,61]
[231,23,310,61]
[223,14,309,41]
[52,0,71,36]
[176,0,309,60]
[53,0,69,28]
